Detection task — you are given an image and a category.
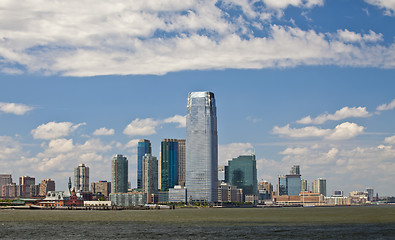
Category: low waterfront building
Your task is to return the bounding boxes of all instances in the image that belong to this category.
[110,192,146,207]
[218,182,243,202]
[38,189,84,207]
[158,191,169,203]
[84,201,112,207]
[168,185,187,203]
[273,191,325,206]
[325,196,351,205]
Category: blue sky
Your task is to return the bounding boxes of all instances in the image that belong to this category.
[0,0,394,196]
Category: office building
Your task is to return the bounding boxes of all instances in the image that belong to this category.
[218,166,225,182]
[301,179,308,192]
[186,91,218,202]
[0,174,12,197]
[39,179,55,196]
[160,139,179,191]
[110,192,146,207]
[137,140,151,190]
[277,166,302,196]
[312,178,327,196]
[169,185,187,203]
[19,176,36,197]
[111,154,128,193]
[177,139,186,187]
[218,182,243,202]
[142,153,158,203]
[258,180,273,200]
[91,181,111,197]
[366,187,374,201]
[74,163,89,192]
[225,154,258,197]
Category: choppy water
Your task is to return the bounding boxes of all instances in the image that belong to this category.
[1,206,395,239]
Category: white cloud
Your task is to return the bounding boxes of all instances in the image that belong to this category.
[0,102,33,115]
[0,1,394,76]
[273,122,364,140]
[123,118,160,136]
[326,122,365,140]
[337,29,383,43]
[124,139,140,149]
[218,142,254,166]
[365,0,395,16]
[384,135,395,145]
[272,124,330,138]
[46,138,74,153]
[93,127,115,136]
[163,114,186,128]
[297,106,371,124]
[377,99,395,111]
[280,147,309,155]
[31,121,86,140]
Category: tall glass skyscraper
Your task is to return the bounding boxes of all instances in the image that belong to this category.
[160,139,179,191]
[225,154,258,197]
[186,91,218,202]
[111,154,128,193]
[137,139,151,189]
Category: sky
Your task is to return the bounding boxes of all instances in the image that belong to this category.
[0,0,394,196]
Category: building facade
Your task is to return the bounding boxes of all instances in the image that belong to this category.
[142,153,158,203]
[19,176,36,197]
[0,174,12,197]
[137,139,151,190]
[177,139,186,187]
[39,179,55,196]
[111,154,128,193]
[186,92,218,202]
[91,181,111,197]
[312,178,327,196]
[160,139,179,191]
[74,163,89,192]
[225,154,258,197]
[218,182,243,203]
[277,166,302,196]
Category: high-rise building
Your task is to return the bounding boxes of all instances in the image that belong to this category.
[290,165,300,175]
[218,166,225,182]
[301,179,308,192]
[0,174,12,197]
[186,91,218,202]
[142,153,158,203]
[111,154,128,193]
[177,139,186,187]
[39,179,55,196]
[312,178,326,196]
[74,163,89,192]
[366,187,374,201]
[137,140,151,190]
[160,139,179,191]
[19,176,36,197]
[225,154,258,197]
[277,166,301,196]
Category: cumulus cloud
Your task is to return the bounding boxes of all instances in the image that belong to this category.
[0,102,33,115]
[297,106,371,124]
[0,1,394,76]
[124,139,140,149]
[273,122,365,140]
[337,29,383,43]
[163,115,186,128]
[123,118,160,136]
[280,147,309,155]
[93,127,115,136]
[377,99,395,111]
[31,121,86,140]
[384,135,395,145]
[218,142,254,165]
[365,0,395,16]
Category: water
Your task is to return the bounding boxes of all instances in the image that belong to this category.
[1,206,395,239]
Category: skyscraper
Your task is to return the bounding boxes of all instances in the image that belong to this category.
[160,139,179,191]
[142,153,158,203]
[186,91,218,202]
[39,179,55,196]
[0,174,12,197]
[277,166,302,196]
[19,176,36,197]
[312,178,326,196]
[137,139,151,189]
[225,154,258,197]
[177,139,186,187]
[74,163,89,192]
[111,154,128,193]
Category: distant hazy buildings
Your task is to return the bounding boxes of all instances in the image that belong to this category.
[301,179,308,192]
[186,91,218,202]
[0,174,12,197]
[19,176,37,197]
[111,154,128,193]
[312,178,327,196]
[39,179,55,196]
[225,154,258,198]
[74,163,89,192]
[137,140,151,190]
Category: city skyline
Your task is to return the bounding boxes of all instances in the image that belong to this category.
[0,1,394,196]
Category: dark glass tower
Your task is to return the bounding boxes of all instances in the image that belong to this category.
[111,154,128,193]
[225,154,258,197]
[160,139,179,191]
[137,139,151,189]
[186,91,218,202]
